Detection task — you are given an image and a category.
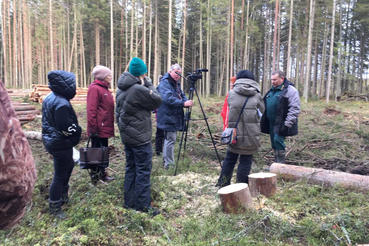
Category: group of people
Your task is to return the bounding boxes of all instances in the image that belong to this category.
[217,70,300,187]
[42,56,300,219]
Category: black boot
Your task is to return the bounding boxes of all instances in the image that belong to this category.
[49,199,66,219]
[61,185,69,205]
[275,150,286,164]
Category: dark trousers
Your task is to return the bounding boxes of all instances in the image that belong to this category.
[155,128,164,153]
[124,142,153,210]
[217,150,253,187]
[91,137,108,174]
[48,148,74,201]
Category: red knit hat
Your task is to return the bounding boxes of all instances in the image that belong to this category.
[92,65,112,80]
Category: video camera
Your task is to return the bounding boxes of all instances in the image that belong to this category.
[188,69,208,82]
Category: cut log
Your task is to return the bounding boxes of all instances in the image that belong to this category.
[14,105,36,111]
[15,109,40,116]
[24,131,42,140]
[270,163,369,191]
[248,173,277,197]
[217,183,254,214]
[17,115,36,122]
[0,81,37,230]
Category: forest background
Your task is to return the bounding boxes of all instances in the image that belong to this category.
[0,0,369,101]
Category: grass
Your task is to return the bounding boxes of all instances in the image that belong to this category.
[1,96,369,245]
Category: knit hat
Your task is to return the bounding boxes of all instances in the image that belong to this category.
[92,65,112,80]
[236,70,255,81]
[230,76,237,84]
[129,57,147,77]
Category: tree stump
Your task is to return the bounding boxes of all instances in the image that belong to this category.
[217,183,254,214]
[0,81,37,230]
[248,173,277,197]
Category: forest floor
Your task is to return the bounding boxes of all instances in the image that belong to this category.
[1,95,369,246]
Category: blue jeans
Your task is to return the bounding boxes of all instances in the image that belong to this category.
[124,143,153,210]
[217,150,253,187]
[47,147,74,201]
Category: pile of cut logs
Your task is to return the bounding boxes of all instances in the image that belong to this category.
[29,84,90,105]
[12,101,40,125]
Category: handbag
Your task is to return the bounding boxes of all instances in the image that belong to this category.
[220,97,249,145]
[79,138,109,169]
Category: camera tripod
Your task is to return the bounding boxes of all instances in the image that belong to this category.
[174,69,222,176]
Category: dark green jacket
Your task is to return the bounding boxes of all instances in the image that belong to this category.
[116,72,162,146]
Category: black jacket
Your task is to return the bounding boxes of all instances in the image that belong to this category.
[42,70,81,150]
[116,72,162,146]
[260,78,300,136]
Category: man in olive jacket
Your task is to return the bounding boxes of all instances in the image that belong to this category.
[260,70,300,163]
[116,57,162,214]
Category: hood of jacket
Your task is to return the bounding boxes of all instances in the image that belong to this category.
[117,72,141,91]
[233,78,260,97]
[91,79,111,89]
[48,70,76,100]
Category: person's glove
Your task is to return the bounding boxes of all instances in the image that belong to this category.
[144,77,153,87]
[90,132,98,138]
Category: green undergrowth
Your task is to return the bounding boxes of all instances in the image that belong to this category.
[1,96,369,245]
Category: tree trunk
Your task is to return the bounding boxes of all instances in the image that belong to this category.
[49,0,54,70]
[110,0,114,89]
[326,0,336,103]
[272,0,279,72]
[303,0,315,102]
[243,0,250,69]
[0,81,37,230]
[286,0,294,78]
[181,0,187,90]
[218,183,254,214]
[153,0,159,87]
[318,19,328,99]
[167,0,172,71]
[270,163,369,191]
[230,0,234,78]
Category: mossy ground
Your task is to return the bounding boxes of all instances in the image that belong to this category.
[1,96,369,245]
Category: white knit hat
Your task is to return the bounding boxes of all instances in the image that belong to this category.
[92,65,112,80]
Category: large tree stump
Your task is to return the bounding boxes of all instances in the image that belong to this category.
[217,183,254,214]
[270,163,369,191]
[248,173,277,197]
[0,81,37,230]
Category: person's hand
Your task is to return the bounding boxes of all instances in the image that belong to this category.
[90,132,98,138]
[284,122,292,128]
[184,100,194,107]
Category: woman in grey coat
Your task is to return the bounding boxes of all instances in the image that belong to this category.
[217,70,265,187]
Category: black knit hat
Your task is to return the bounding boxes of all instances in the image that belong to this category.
[236,70,255,81]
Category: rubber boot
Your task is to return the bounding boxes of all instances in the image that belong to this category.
[275,150,286,164]
[61,185,69,205]
[49,199,66,219]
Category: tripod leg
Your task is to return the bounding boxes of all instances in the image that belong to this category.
[174,89,194,176]
[193,88,223,167]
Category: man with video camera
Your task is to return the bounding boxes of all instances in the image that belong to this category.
[156,64,194,169]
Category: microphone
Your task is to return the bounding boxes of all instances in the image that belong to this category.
[175,71,187,80]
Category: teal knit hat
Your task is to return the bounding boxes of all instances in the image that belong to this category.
[129,57,147,77]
